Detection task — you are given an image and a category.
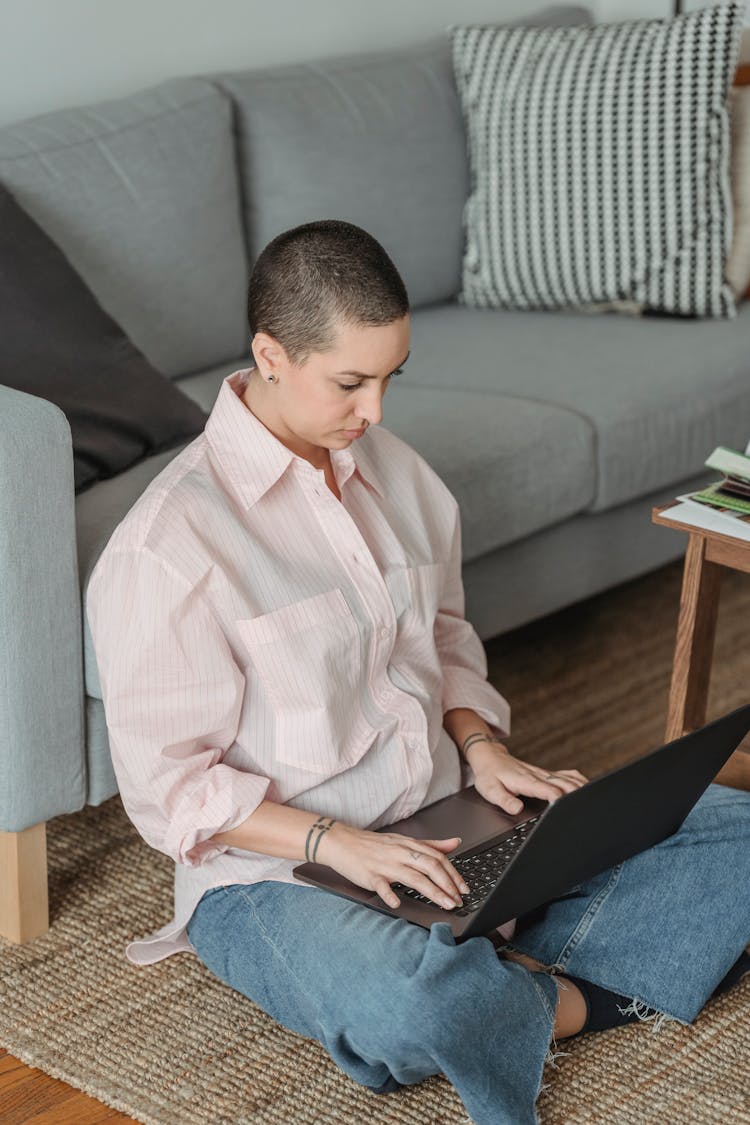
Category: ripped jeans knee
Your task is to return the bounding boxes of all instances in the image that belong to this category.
[497,944,683,1041]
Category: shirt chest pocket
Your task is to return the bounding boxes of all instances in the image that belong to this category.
[235,588,375,777]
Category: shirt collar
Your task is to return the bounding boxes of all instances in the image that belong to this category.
[205,369,385,510]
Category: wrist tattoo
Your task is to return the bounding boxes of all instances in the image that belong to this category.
[305,816,338,863]
[459,730,503,759]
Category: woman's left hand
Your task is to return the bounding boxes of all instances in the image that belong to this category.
[469,741,589,816]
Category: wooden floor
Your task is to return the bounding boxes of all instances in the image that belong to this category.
[0,1049,138,1124]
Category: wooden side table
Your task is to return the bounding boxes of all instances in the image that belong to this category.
[653,504,750,789]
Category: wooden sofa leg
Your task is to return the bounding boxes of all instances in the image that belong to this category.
[0,823,49,943]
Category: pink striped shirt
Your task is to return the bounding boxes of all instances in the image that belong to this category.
[86,368,513,964]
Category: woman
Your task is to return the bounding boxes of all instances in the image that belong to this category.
[87,220,750,1125]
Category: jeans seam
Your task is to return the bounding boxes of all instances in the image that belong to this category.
[235,886,315,1008]
[528,971,556,1025]
[552,862,624,970]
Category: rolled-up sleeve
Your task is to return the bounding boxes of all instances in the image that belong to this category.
[86,547,270,866]
[436,503,511,738]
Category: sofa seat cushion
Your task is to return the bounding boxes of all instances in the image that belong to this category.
[380,384,595,558]
[0,78,248,378]
[153,364,595,564]
[177,366,596,562]
[405,302,750,512]
[80,349,595,698]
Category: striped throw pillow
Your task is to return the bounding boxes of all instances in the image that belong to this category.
[451,3,745,320]
[727,81,750,301]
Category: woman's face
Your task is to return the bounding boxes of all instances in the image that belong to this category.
[246,314,410,466]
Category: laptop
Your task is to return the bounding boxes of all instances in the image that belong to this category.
[294,703,750,942]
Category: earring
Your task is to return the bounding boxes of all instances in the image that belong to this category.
[267,374,277,383]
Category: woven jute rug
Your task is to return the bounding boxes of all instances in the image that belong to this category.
[2,559,749,1124]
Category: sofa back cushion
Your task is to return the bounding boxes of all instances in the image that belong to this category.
[0,78,248,378]
[213,6,592,310]
[215,40,466,310]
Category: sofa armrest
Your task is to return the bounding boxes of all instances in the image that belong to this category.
[0,385,85,831]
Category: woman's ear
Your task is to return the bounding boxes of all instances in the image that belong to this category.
[251,331,287,378]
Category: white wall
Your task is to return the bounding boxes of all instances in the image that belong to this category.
[603,0,670,15]
[0,0,676,130]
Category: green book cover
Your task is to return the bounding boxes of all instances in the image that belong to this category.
[692,482,750,515]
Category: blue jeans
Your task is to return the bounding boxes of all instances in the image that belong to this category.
[186,783,750,1125]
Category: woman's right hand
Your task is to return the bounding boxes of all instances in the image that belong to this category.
[317,823,470,911]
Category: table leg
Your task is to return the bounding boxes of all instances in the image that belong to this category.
[666,534,723,742]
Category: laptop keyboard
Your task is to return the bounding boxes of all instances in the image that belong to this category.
[392,815,541,916]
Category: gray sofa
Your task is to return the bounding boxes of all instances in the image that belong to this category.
[3,4,750,942]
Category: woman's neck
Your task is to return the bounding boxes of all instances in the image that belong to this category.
[241,371,331,472]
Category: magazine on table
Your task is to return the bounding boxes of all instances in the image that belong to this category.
[659,498,750,543]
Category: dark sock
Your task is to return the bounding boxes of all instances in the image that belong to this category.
[558,973,651,1033]
[562,951,750,1034]
[710,951,750,998]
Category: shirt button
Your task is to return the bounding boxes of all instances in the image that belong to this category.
[379,626,389,639]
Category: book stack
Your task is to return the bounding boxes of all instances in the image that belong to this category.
[660,443,750,542]
[689,447,750,523]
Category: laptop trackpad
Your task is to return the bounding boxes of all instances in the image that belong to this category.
[381,788,547,853]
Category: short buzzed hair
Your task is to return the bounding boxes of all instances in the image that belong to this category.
[247,219,409,367]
